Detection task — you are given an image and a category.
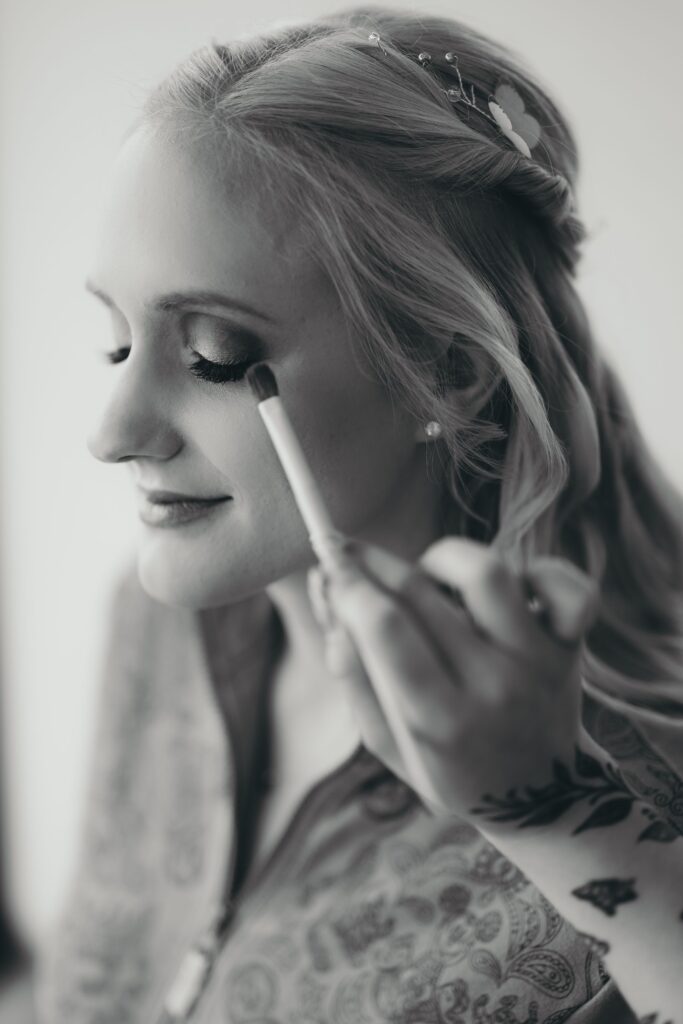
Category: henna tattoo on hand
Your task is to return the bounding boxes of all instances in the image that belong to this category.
[571,877,638,917]
[638,806,680,843]
[583,700,683,833]
[470,746,682,839]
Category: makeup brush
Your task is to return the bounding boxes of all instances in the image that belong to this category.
[245,363,353,575]
[246,361,442,809]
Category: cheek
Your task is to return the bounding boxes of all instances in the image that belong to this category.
[292,374,414,532]
[187,370,411,534]
[190,395,294,504]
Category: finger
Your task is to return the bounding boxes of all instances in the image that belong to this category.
[348,542,485,675]
[419,536,558,657]
[326,556,459,740]
[523,557,600,645]
[317,544,499,749]
[327,559,459,801]
[308,561,378,682]
[308,565,398,754]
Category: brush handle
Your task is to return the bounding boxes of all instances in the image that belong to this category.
[257,397,348,568]
[346,624,442,808]
[323,556,443,809]
[258,395,439,806]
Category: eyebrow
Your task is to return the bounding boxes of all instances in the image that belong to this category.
[84,279,277,324]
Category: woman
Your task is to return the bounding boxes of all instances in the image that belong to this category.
[36,6,683,1023]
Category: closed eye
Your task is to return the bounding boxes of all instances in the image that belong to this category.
[103,348,129,365]
[102,347,255,385]
[188,353,255,384]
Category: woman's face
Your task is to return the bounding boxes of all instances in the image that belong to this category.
[86,127,439,609]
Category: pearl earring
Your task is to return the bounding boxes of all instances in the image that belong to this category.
[424,420,443,439]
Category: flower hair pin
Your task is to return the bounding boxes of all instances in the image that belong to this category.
[369,31,541,159]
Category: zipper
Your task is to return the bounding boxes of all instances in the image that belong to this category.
[154,739,369,1023]
[152,680,243,1024]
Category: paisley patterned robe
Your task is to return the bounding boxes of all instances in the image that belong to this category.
[35,563,671,1024]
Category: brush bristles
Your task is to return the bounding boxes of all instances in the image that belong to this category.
[246,362,279,402]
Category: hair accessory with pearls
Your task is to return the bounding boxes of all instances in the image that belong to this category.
[369,31,541,159]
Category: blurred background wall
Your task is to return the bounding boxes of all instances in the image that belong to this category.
[1,0,681,949]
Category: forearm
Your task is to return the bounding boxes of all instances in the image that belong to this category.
[471,732,683,1022]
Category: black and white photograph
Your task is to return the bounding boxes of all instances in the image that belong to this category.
[1,2,681,1022]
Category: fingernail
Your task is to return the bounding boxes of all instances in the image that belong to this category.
[307,565,337,631]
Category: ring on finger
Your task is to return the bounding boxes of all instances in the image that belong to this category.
[521,575,550,622]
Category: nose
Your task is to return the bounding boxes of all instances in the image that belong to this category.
[86,347,182,464]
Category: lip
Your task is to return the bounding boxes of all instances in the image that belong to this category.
[139,489,231,503]
[138,493,232,528]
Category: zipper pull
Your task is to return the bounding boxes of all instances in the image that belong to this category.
[162,945,214,1021]
[160,900,236,1022]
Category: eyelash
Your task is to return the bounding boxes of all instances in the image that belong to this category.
[103,348,255,385]
[189,354,255,384]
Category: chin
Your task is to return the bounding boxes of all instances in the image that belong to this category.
[135,542,263,611]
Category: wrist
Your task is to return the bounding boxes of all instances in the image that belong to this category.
[466,729,665,843]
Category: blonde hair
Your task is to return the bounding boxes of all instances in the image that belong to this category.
[137,5,683,722]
